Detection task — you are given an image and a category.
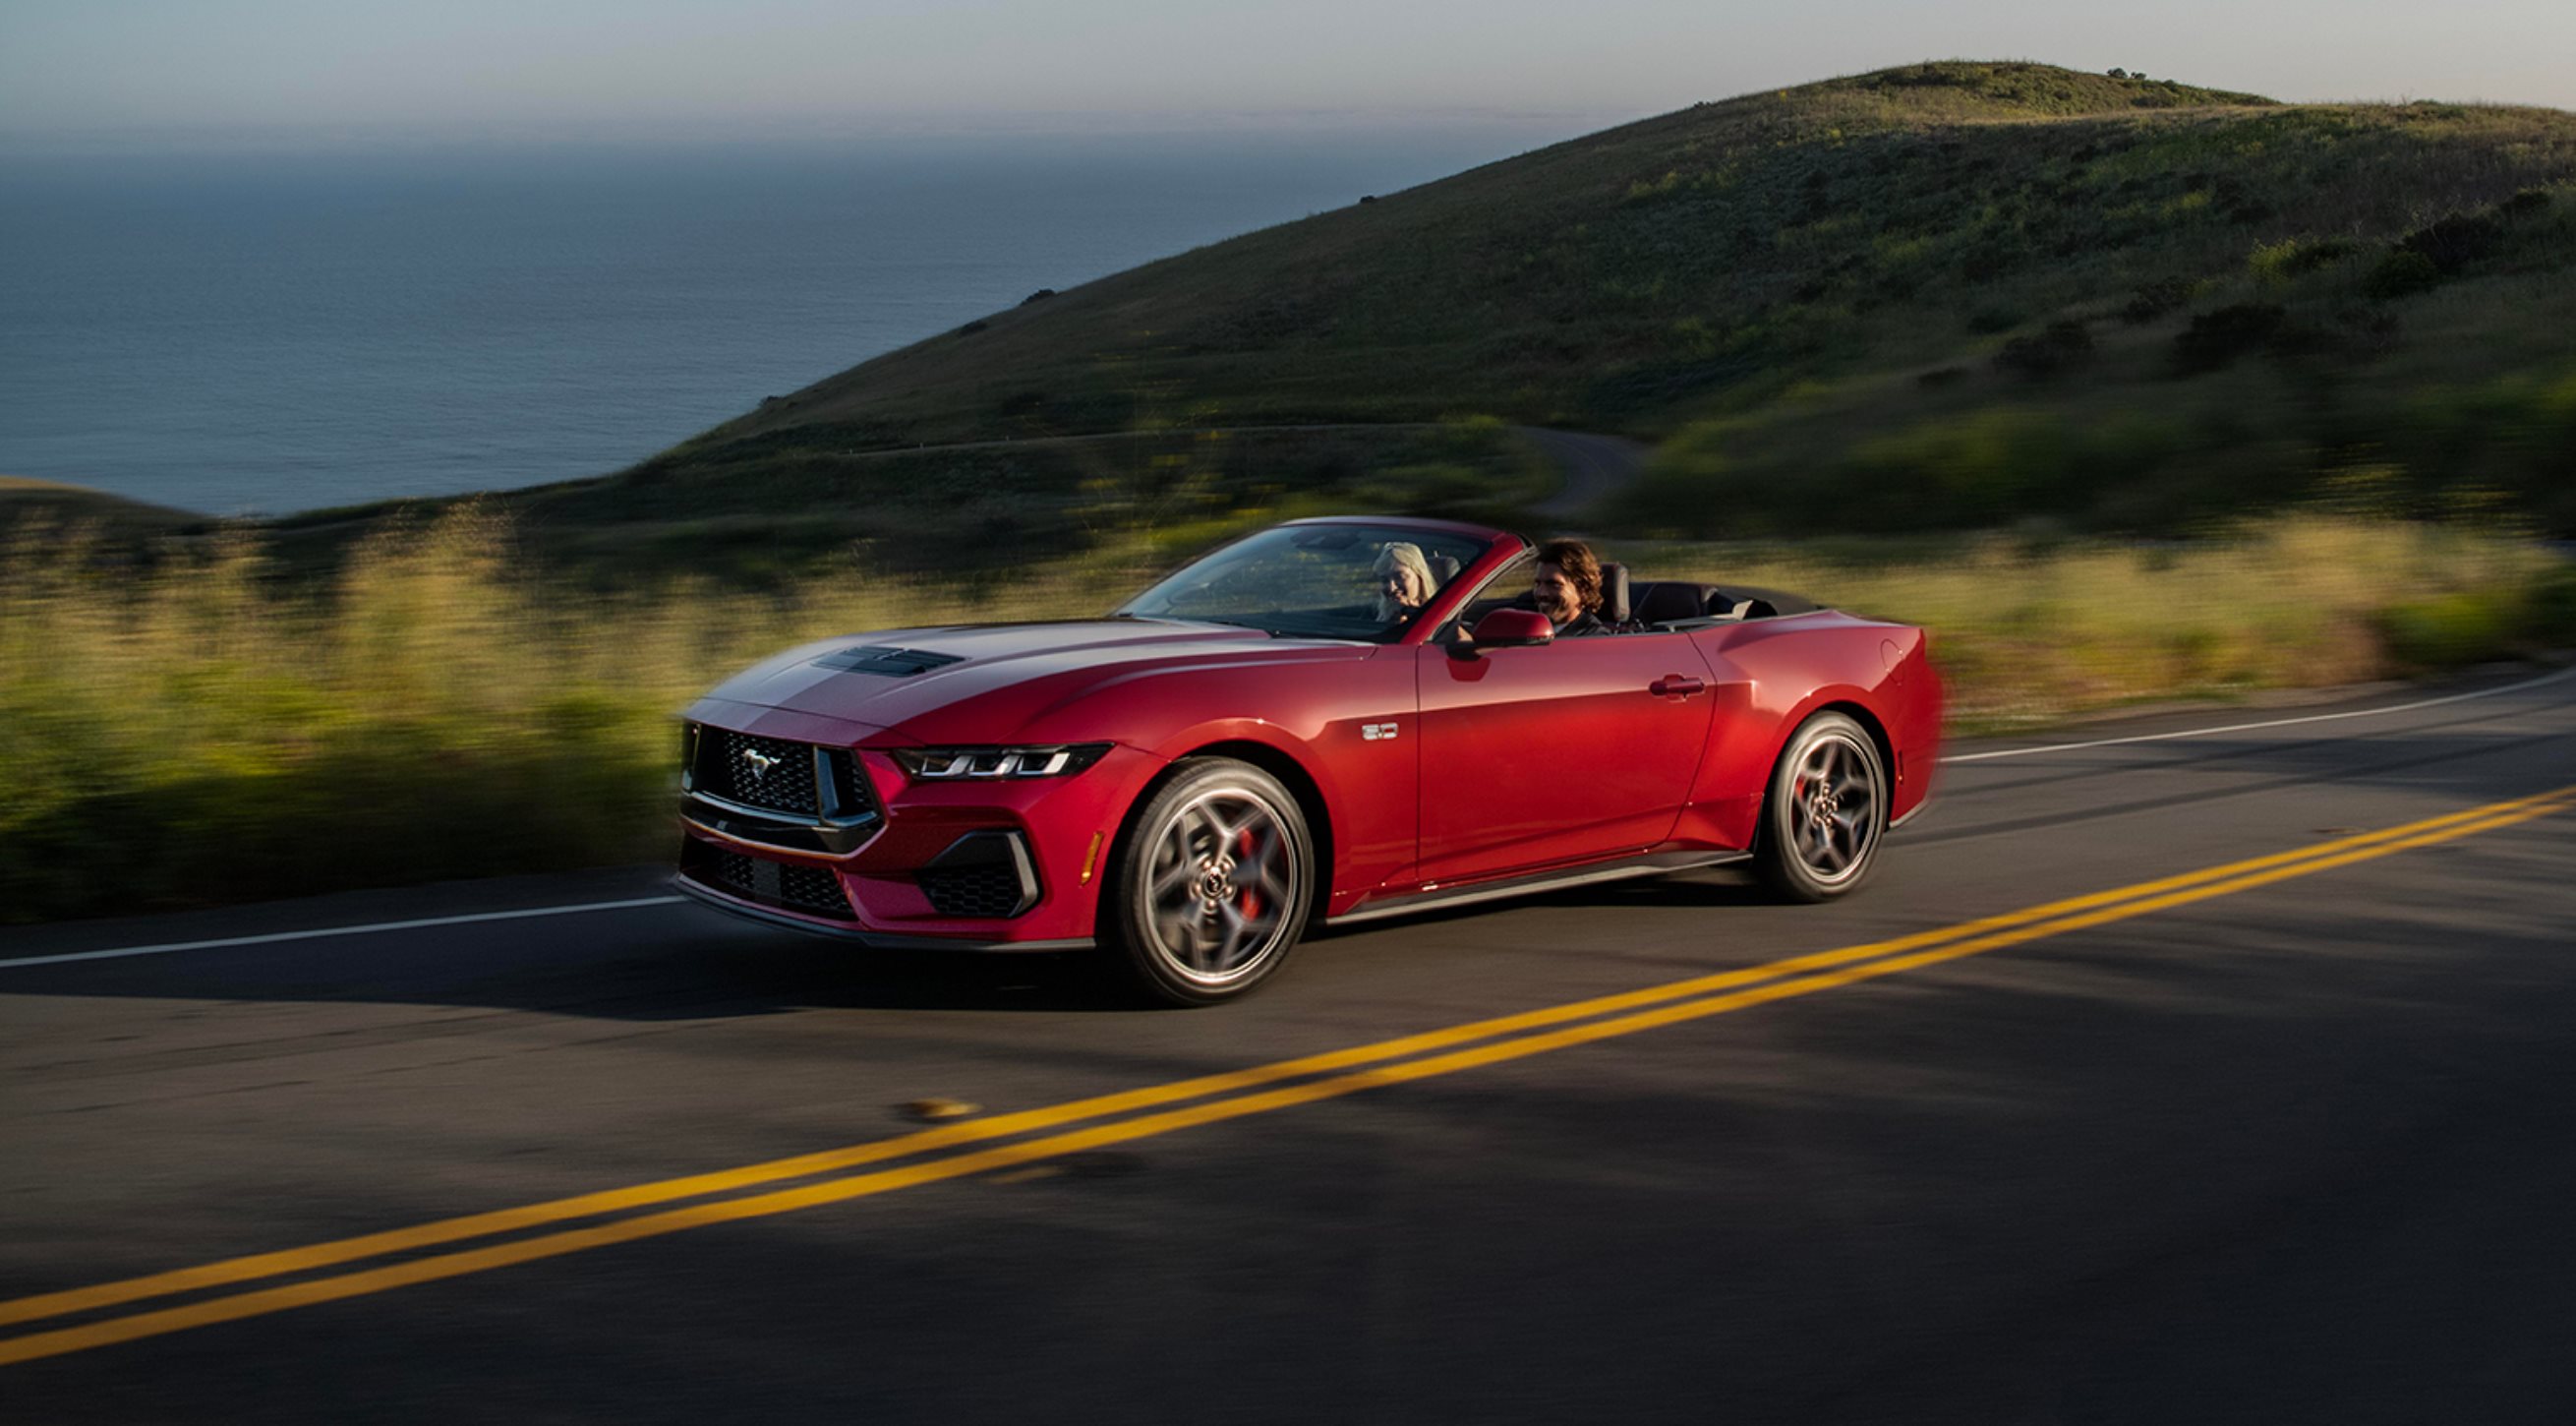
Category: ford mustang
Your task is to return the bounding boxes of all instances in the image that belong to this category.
[674,516,1941,1003]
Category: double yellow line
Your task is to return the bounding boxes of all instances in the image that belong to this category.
[5,782,2571,1368]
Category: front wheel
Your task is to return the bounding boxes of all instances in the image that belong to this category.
[1103,758,1316,1006]
[1753,711,1888,902]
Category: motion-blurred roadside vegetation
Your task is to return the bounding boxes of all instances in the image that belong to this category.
[4,505,2568,923]
[10,58,2576,922]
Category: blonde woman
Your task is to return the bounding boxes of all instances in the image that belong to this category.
[1371,541,1436,624]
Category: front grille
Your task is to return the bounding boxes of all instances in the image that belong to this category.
[918,862,1028,919]
[684,725,880,828]
[683,841,855,921]
[696,730,819,816]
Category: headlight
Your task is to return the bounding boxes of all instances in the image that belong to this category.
[891,743,1113,780]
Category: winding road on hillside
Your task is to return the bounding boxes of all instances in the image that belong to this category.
[1520,427,1652,521]
[6,667,2576,1422]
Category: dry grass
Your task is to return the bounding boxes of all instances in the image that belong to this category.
[0,509,1094,922]
[3,510,2565,921]
[1636,516,2570,727]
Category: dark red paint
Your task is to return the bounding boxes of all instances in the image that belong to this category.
[676,517,1941,946]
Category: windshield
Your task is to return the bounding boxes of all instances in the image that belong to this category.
[1116,524,1495,642]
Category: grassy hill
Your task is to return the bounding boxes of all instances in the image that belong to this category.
[632,59,2576,539]
[12,62,2576,922]
[0,478,201,539]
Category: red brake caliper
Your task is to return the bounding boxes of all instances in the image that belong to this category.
[1238,826,1260,918]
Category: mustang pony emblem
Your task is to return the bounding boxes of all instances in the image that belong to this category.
[739,748,782,780]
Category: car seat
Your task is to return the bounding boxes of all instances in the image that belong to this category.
[1630,581,1715,626]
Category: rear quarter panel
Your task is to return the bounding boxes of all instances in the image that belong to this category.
[1673,612,1940,848]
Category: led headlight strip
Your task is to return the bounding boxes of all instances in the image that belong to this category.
[891,743,1113,780]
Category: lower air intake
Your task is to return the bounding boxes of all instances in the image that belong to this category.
[916,831,1039,919]
[684,843,855,921]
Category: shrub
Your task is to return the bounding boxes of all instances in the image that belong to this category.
[1846,409,2081,524]
[2362,249,2441,300]
[2529,565,2576,643]
[2376,591,2519,668]
[2400,212,2504,272]
[1993,320,2096,380]
[1961,245,2015,283]
[2218,180,2274,226]
[2121,278,2195,324]
[2171,303,2288,374]
[2250,236,2360,282]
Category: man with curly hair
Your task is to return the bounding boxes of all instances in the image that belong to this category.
[1529,538,1609,637]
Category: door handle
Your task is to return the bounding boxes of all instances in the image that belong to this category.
[1650,675,1707,698]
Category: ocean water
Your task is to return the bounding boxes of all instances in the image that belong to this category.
[0,128,1561,515]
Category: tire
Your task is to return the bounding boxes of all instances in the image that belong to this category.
[1752,711,1889,903]
[1102,757,1316,1006]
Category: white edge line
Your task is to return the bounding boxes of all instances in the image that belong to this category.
[0,896,688,970]
[13,666,2568,966]
[1942,663,2576,765]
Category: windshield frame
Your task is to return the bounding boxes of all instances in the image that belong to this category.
[1112,520,1527,645]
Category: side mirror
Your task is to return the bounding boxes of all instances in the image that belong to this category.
[1471,608,1555,648]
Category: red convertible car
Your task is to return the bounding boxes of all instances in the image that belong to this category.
[674,517,1941,1003]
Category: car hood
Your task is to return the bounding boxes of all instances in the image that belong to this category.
[694,619,1373,743]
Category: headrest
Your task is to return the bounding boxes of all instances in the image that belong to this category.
[1428,554,1461,586]
[1631,581,1713,625]
[1599,563,1630,624]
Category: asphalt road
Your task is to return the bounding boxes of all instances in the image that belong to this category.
[1520,427,1650,521]
[5,666,2575,1424]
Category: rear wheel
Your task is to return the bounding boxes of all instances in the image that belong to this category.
[1103,758,1315,1005]
[1753,711,1888,902]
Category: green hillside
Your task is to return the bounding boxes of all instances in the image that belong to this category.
[0,478,201,539]
[643,59,2576,537]
[14,61,2576,921]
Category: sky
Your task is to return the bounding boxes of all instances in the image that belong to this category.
[3,0,2570,150]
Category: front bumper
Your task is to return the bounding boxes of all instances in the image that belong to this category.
[673,703,1155,949]
[669,870,1093,951]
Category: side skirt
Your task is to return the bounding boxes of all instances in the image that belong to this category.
[1328,849,1752,928]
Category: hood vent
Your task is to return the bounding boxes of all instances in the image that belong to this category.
[809,644,965,677]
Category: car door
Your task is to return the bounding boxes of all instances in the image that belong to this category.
[1411,625,1718,886]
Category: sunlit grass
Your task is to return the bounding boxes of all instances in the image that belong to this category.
[0,509,1102,922]
[3,511,2566,921]
[1636,516,2571,728]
